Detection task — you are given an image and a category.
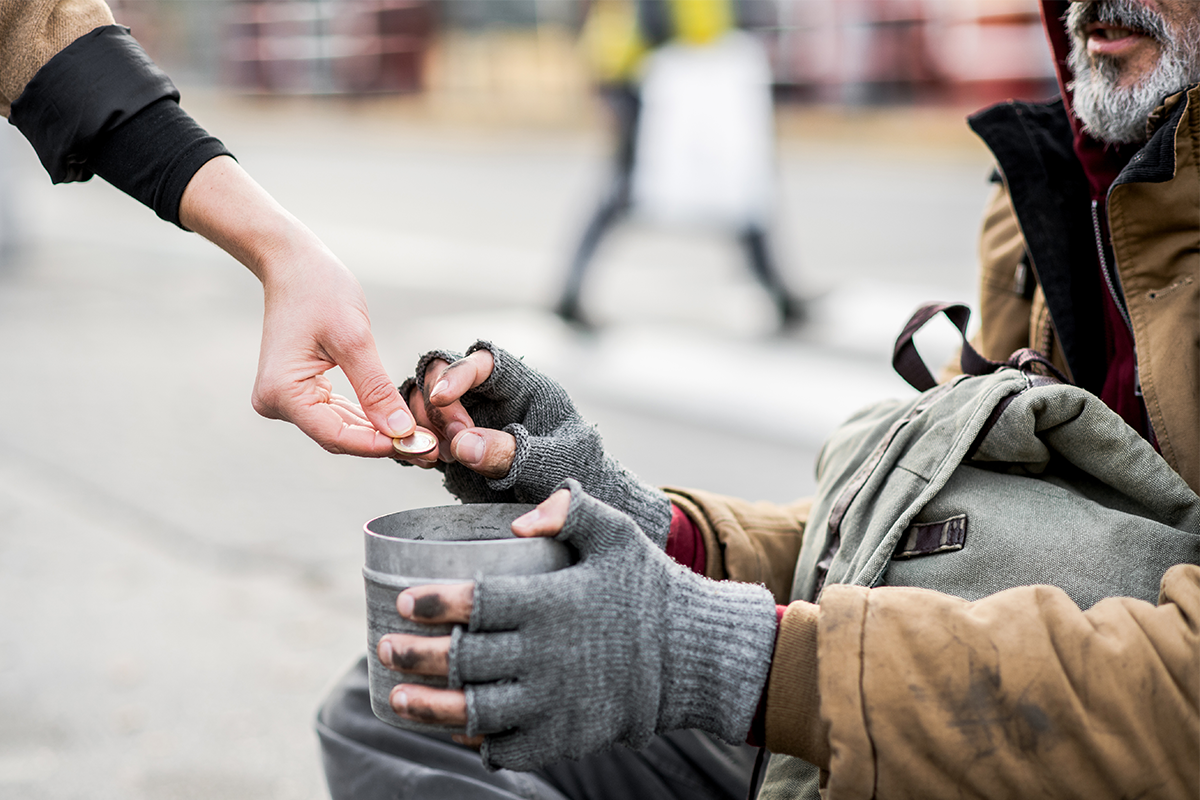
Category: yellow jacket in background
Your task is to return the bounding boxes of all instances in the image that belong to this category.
[580,0,735,83]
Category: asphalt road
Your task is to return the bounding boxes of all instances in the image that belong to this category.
[0,92,994,799]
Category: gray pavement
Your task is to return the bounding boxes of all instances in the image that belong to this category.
[0,93,994,799]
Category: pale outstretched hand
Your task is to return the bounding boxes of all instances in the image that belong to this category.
[250,242,418,457]
[180,156,431,457]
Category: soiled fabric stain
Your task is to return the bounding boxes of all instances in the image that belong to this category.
[946,659,1055,758]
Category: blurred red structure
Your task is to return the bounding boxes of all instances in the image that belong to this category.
[223,0,435,94]
[772,0,1056,106]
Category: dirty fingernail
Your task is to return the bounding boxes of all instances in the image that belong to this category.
[379,639,394,667]
[391,688,408,711]
[455,432,485,464]
[394,431,437,455]
[429,379,450,399]
[397,593,414,618]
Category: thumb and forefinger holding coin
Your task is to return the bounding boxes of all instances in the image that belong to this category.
[393,350,517,478]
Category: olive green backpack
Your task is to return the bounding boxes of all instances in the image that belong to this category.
[758,303,1200,800]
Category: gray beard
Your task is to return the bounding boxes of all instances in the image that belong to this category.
[1067,0,1200,144]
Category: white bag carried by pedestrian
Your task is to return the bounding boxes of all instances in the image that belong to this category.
[631,31,775,229]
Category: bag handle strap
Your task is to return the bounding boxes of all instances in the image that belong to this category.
[892,302,1068,391]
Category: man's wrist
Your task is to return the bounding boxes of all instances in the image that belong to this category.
[746,604,788,747]
[764,601,828,767]
[657,571,777,742]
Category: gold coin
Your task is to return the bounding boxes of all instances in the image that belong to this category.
[393,431,438,455]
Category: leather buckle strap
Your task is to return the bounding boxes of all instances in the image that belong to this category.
[892,302,1068,391]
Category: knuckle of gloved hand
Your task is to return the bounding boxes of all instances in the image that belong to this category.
[538,374,571,403]
[403,697,443,724]
[416,350,460,387]
[467,340,495,358]
[465,345,501,383]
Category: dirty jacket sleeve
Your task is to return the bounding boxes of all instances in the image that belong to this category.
[764,563,1200,800]
[662,486,810,605]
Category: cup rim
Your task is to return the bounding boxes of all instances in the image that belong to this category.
[362,503,538,544]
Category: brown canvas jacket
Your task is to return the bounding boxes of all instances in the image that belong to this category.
[967,86,1199,493]
[777,563,1199,800]
[0,0,114,117]
[671,490,1199,799]
[664,487,809,604]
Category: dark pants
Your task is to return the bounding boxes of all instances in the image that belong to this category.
[317,657,759,800]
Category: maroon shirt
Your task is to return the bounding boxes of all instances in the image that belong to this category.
[1043,0,1152,441]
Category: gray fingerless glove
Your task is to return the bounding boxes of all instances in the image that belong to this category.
[411,342,672,548]
[448,479,778,772]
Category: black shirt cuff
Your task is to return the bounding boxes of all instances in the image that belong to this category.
[88,97,233,228]
[10,25,179,183]
[9,24,234,228]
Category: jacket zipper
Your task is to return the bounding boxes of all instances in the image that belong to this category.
[1091,199,1143,400]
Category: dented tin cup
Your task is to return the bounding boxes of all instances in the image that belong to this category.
[363,503,573,734]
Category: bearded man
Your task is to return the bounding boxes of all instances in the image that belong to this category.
[318,3,1198,799]
[965,0,1198,489]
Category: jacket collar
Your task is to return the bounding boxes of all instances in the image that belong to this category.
[966,83,1194,394]
[1114,84,1195,188]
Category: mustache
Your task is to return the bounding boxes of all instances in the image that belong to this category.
[1067,0,1171,43]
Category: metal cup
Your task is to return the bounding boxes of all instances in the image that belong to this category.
[363,503,573,733]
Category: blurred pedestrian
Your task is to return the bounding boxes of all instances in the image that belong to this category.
[556,0,804,330]
[2,1,438,460]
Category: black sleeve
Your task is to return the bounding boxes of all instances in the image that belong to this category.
[8,25,234,229]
